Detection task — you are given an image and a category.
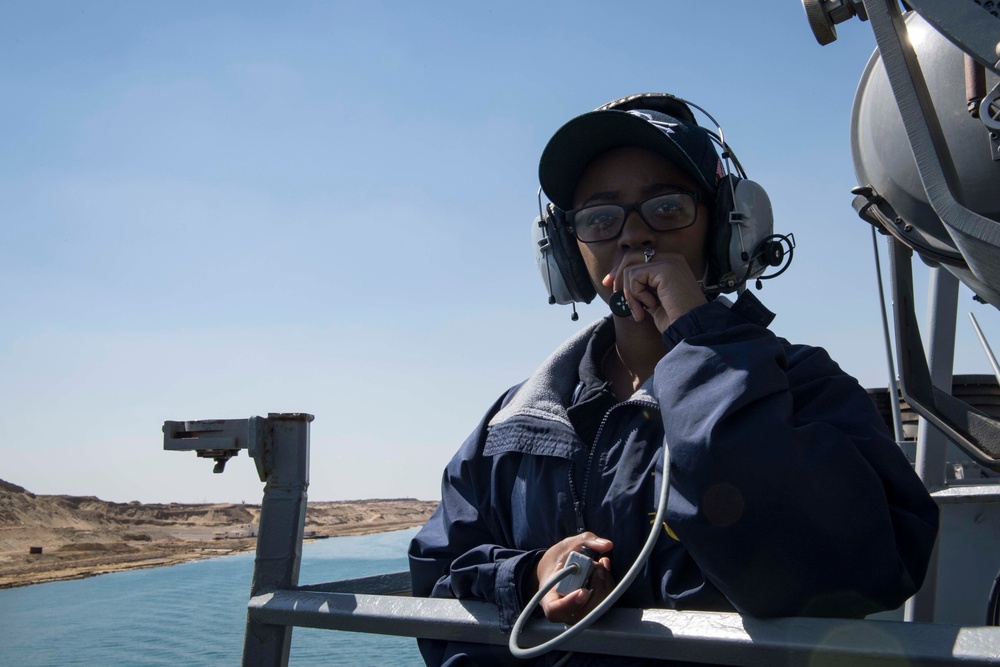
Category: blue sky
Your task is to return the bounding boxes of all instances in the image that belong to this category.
[2,2,996,503]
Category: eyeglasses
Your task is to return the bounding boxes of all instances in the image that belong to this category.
[567,191,701,243]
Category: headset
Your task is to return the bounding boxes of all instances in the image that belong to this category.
[533,93,794,318]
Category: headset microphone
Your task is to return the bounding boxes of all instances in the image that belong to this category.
[761,240,784,266]
[609,291,631,317]
[609,233,794,317]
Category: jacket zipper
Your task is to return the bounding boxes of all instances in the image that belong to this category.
[567,464,586,533]
[570,399,658,534]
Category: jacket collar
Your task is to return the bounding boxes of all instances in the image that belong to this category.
[489,317,658,429]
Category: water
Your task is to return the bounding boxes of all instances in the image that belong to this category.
[0,528,425,666]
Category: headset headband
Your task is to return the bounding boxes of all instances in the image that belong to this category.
[533,93,790,316]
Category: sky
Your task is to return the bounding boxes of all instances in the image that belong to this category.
[2,2,997,504]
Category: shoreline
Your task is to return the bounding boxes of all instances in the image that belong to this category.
[0,540,259,590]
[0,520,428,591]
[0,490,437,590]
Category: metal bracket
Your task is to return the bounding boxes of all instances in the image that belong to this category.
[163,414,310,482]
[851,185,968,267]
[983,82,1000,161]
[888,238,1000,470]
[163,417,255,474]
[904,0,1000,75]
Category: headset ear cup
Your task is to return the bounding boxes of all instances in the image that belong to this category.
[730,179,774,280]
[546,206,596,304]
[707,175,737,293]
[533,206,596,305]
[706,175,774,293]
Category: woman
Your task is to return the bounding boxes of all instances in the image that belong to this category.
[408,93,939,666]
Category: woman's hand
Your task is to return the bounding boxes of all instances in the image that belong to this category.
[531,532,614,624]
[603,249,707,333]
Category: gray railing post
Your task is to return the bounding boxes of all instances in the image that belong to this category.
[242,413,313,667]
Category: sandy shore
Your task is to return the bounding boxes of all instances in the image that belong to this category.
[0,534,261,589]
[0,481,437,590]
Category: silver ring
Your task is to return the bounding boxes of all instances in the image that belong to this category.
[643,248,655,263]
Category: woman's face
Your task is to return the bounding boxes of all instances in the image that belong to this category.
[571,146,711,305]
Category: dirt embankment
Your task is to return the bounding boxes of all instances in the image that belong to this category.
[0,479,437,589]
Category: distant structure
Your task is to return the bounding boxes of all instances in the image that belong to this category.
[213,524,258,540]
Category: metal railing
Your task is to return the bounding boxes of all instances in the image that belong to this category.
[163,413,1000,667]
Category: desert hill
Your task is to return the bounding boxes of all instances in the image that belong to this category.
[0,479,437,589]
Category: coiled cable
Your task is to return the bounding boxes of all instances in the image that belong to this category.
[508,441,671,660]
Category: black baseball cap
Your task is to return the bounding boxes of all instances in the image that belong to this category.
[538,107,725,211]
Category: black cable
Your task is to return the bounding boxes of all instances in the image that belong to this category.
[987,565,1000,626]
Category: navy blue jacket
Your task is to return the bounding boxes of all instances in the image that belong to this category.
[409,293,939,666]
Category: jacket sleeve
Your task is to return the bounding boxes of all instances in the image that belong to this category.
[408,386,542,638]
[656,293,939,618]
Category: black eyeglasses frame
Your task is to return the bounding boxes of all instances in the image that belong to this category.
[566,190,702,244]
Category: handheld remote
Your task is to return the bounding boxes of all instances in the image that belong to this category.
[554,547,599,595]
